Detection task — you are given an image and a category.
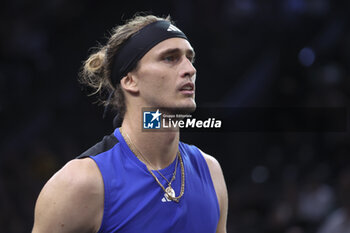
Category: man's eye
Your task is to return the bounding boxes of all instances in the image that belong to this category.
[188,56,195,64]
[163,55,177,62]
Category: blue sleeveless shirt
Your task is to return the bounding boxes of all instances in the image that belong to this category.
[78,128,220,233]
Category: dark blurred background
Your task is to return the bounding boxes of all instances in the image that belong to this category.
[1,0,350,232]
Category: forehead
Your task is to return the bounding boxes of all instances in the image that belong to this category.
[145,38,194,57]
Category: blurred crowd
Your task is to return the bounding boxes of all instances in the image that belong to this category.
[1,0,350,232]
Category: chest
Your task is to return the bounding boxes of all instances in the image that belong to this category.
[100,158,219,233]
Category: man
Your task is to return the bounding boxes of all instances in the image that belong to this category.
[32,14,228,233]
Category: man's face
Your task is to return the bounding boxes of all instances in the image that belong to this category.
[131,38,197,113]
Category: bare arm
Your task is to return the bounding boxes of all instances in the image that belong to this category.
[32,158,104,233]
[200,150,228,233]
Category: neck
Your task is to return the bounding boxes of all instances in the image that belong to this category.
[121,110,180,170]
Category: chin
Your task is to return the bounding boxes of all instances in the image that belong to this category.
[163,100,196,115]
[182,101,197,114]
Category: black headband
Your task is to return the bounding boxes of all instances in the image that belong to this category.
[110,20,188,86]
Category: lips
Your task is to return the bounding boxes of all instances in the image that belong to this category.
[179,82,195,91]
[179,82,195,96]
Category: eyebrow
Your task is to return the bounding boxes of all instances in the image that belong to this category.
[158,48,196,59]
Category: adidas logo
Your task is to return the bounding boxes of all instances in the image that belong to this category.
[161,193,173,202]
[167,24,182,33]
[162,197,171,202]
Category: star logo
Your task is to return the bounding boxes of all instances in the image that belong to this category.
[151,109,162,122]
[143,109,162,129]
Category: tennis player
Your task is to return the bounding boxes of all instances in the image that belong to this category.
[32,14,228,233]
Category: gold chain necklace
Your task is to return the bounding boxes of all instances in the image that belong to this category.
[120,128,185,202]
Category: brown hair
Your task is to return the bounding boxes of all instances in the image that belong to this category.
[79,14,172,124]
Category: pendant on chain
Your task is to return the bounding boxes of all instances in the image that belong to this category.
[165,186,175,199]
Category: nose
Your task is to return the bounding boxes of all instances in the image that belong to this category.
[180,57,196,79]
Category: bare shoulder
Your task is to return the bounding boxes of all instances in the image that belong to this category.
[32,158,104,233]
[199,149,223,183]
[198,148,228,233]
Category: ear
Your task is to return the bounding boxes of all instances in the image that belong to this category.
[120,72,139,94]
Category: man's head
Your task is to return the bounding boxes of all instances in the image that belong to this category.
[79,14,196,126]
